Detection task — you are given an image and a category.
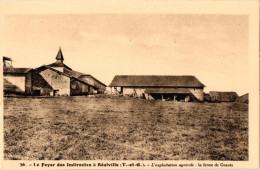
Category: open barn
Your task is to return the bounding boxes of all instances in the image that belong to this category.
[109,75,205,101]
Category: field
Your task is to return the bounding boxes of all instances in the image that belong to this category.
[4,95,248,160]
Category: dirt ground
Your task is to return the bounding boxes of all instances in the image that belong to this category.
[3,95,248,160]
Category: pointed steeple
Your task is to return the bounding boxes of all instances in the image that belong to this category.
[56,47,64,63]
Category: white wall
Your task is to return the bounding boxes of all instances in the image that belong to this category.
[111,86,204,101]
[4,76,25,92]
[40,69,70,96]
[189,88,204,101]
[123,87,145,97]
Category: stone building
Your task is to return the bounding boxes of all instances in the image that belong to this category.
[3,48,106,96]
[3,56,32,95]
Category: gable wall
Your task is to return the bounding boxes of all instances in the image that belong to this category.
[4,75,26,92]
[40,69,70,96]
[189,88,204,101]
[71,79,89,95]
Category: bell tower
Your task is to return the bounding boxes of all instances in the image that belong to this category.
[56,47,64,63]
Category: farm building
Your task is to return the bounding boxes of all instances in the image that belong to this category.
[109,75,205,101]
[209,91,238,102]
[3,56,12,68]
[3,67,32,95]
[78,74,106,93]
[237,93,248,103]
[3,48,106,96]
[31,65,93,96]
[3,56,32,95]
[203,93,211,102]
[43,48,107,95]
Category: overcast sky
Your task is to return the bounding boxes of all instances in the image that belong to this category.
[2,14,248,95]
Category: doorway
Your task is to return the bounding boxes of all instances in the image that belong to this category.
[53,90,59,96]
[33,90,41,96]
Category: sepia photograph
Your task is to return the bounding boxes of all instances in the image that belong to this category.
[0,1,259,169]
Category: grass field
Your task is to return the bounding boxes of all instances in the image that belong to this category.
[4,95,248,160]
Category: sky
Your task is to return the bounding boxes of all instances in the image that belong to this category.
[2,14,249,95]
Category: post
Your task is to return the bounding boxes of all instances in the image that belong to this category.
[174,95,177,101]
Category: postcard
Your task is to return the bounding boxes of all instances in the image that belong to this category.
[0,1,259,169]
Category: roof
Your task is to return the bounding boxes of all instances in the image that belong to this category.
[64,69,84,78]
[56,48,64,61]
[47,63,106,88]
[109,75,205,88]
[209,91,238,102]
[3,56,12,61]
[47,62,72,70]
[144,88,191,94]
[209,91,238,96]
[79,74,107,87]
[3,67,32,74]
[63,69,106,87]
[237,93,248,103]
[47,48,71,70]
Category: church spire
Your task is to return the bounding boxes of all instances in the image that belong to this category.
[56,47,64,63]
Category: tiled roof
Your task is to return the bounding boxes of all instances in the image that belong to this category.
[3,67,31,74]
[209,91,238,102]
[109,75,205,88]
[47,62,72,70]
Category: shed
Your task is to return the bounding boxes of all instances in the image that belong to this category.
[3,67,32,95]
[237,93,249,103]
[209,91,238,102]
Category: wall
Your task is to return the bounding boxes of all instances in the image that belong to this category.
[189,88,204,101]
[111,86,204,101]
[81,76,94,86]
[144,93,155,100]
[25,72,32,94]
[4,75,25,92]
[81,75,106,93]
[89,86,94,94]
[31,71,53,96]
[123,87,145,98]
[95,81,106,92]
[40,69,70,96]
[70,80,89,95]
[111,87,145,98]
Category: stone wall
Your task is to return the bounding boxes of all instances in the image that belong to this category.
[71,80,89,95]
[4,76,26,92]
[39,69,70,96]
[189,88,204,101]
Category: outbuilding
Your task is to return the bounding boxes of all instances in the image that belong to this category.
[237,93,248,104]
[3,67,32,95]
[109,75,205,101]
[208,91,238,102]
